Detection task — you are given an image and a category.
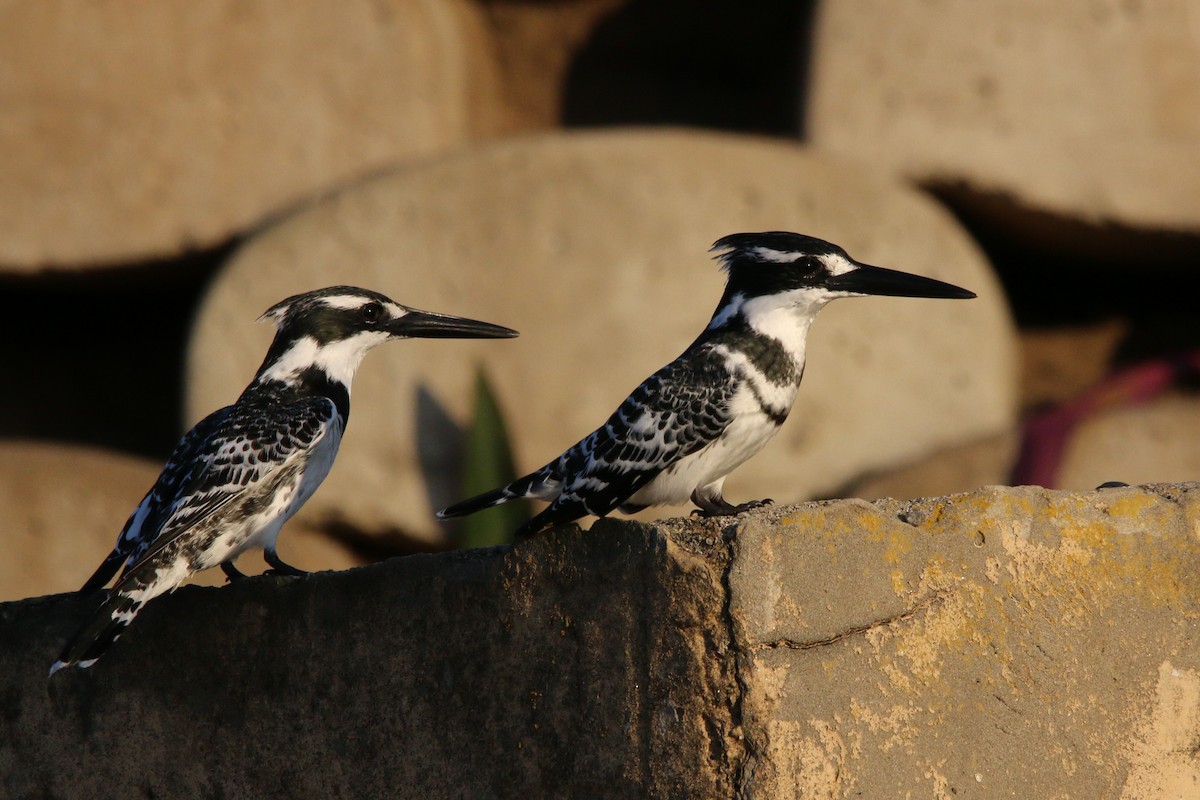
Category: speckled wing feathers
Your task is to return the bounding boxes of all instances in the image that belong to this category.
[80,392,337,591]
[54,392,338,672]
[78,413,228,593]
[524,344,736,531]
[121,393,336,573]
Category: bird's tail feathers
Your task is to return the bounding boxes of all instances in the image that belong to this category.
[50,556,167,676]
[436,487,511,519]
[437,468,557,519]
[79,498,150,594]
[77,550,126,595]
[50,594,141,676]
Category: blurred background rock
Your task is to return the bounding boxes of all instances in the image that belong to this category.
[2,0,1197,601]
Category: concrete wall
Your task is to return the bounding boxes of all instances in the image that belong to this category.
[5,483,1200,798]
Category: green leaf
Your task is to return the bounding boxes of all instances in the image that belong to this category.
[458,367,529,547]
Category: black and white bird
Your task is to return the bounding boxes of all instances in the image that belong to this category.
[439,232,974,538]
[52,286,516,674]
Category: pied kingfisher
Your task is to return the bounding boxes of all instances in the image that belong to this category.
[52,286,516,674]
[439,232,974,538]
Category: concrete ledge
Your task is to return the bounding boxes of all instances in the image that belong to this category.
[4,484,1200,798]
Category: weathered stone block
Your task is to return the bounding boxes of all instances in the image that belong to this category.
[3,522,738,799]
[5,484,1196,798]
[730,485,1200,796]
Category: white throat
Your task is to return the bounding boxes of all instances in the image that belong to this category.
[735,289,835,362]
[258,332,387,389]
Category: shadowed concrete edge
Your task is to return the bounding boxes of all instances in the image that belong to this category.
[3,483,1199,798]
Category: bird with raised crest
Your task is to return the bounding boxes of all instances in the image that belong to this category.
[438,232,974,539]
[51,286,516,675]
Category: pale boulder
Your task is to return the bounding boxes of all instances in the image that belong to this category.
[0,0,503,269]
[842,432,1020,501]
[187,128,1018,544]
[1057,393,1200,491]
[478,0,626,129]
[807,0,1200,239]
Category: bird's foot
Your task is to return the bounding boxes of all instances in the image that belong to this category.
[691,498,773,518]
[221,561,249,583]
[264,550,309,578]
[263,568,309,578]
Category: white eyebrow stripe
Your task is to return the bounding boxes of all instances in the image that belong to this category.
[818,253,857,276]
[320,295,373,310]
[750,247,802,263]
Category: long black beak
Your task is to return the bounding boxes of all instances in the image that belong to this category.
[388,308,518,339]
[825,263,976,299]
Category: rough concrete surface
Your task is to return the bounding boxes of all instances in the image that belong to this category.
[187,128,1017,545]
[4,522,737,800]
[4,484,1199,798]
[730,483,1200,798]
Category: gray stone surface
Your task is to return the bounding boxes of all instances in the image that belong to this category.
[187,128,1018,545]
[5,484,1200,798]
[4,522,738,799]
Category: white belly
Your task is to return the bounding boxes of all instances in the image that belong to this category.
[247,422,343,552]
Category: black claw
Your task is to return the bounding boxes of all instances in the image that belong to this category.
[264,549,309,577]
[737,498,773,512]
[221,561,248,583]
[692,498,773,518]
[263,568,308,578]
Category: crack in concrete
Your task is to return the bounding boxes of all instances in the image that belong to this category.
[718,525,758,799]
[993,692,1021,716]
[755,592,944,651]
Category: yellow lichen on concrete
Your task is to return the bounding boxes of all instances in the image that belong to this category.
[738,485,1200,797]
[1101,491,1162,521]
[847,697,917,752]
[764,718,854,799]
[1121,661,1200,799]
[926,488,1200,620]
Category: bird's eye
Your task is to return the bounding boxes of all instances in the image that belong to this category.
[793,257,821,277]
[360,302,384,323]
